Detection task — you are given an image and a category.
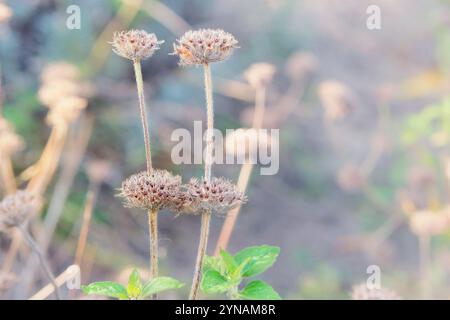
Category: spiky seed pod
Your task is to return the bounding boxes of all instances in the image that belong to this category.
[0,118,24,156]
[171,29,238,66]
[118,170,182,211]
[111,30,163,61]
[351,284,401,300]
[0,190,38,231]
[185,177,246,214]
[243,63,276,89]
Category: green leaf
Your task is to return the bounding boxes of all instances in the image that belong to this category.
[82,281,129,299]
[127,269,142,299]
[203,255,225,274]
[200,270,232,294]
[141,277,184,298]
[239,280,281,300]
[220,249,238,274]
[234,245,280,277]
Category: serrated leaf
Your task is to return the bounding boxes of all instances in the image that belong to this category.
[127,269,142,298]
[141,277,184,298]
[200,270,232,294]
[82,281,129,299]
[239,280,281,300]
[220,249,238,274]
[234,245,280,277]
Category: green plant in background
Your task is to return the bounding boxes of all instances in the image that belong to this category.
[82,269,184,300]
[200,245,281,300]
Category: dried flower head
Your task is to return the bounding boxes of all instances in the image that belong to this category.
[409,210,450,237]
[318,80,355,122]
[184,177,246,214]
[284,52,318,80]
[0,2,12,24]
[351,283,401,300]
[0,190,38,231]
[243,63,276,89]
[118,170,182,211]
[46,96,88,126]
[224,128,275,159]
[171,29,238,66]
[111,30,163,61]
[86,159,115,184]
[40,62,80,83]
[0,118,24,155]
[38,80,80,107]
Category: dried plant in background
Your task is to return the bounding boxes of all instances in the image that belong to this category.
[0,190,60,299]
[215,63,275,254]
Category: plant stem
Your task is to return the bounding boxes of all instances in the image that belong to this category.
[419,235,431,299]
[189,212,211,300]
[133,59,153,173]
[148,209,158,290]
[189,63,214,300]
[18,226,61,300]
[133,59,159,299]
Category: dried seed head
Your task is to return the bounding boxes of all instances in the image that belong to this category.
[118,170,182,211]
[185,177,246,213]
[224,128,275,159]
[46,96,88,126]
[40,62,80,83]
[284,52,318,80]
[0,191,38,231]
[318,81,355,122]
[111,30,163,61]
[86,159,115,184]
[243,63,276,89]
[0,3,12,23]
[171,29,238,66]
[38,80,80,107]
[409,210,450,237]
[0,118,24,155]
[351,283,401,300]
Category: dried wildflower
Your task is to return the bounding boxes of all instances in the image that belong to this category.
[40,62,80,83]
[38,80,80,107]
[0,190,37,230]
[0,118,24,155]
[171,29,238,66]
[244,63,276,89]
[351,283,401,300]
[86,159,114,184]
[0,2,12,24]
[111,30,163,61]
[46,96,88,126]
[409,210,450,237]
[224,128,274,159]
[118,170,182,211]
[184,177,246,214]
[318,80,355,122]
[284,52,318,80]
[336,164,366,192]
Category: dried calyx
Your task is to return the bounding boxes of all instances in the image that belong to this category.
[111,30,164,61]
[0,190,38,231]
[171,29,238,66]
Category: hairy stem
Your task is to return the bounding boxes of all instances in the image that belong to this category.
[148,209,158,279]
[189,212,211,300]
[189,64,215,300]
[133,59,153,174]
[18,226,61,300]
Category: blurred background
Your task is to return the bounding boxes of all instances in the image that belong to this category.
[2,0,450,299]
